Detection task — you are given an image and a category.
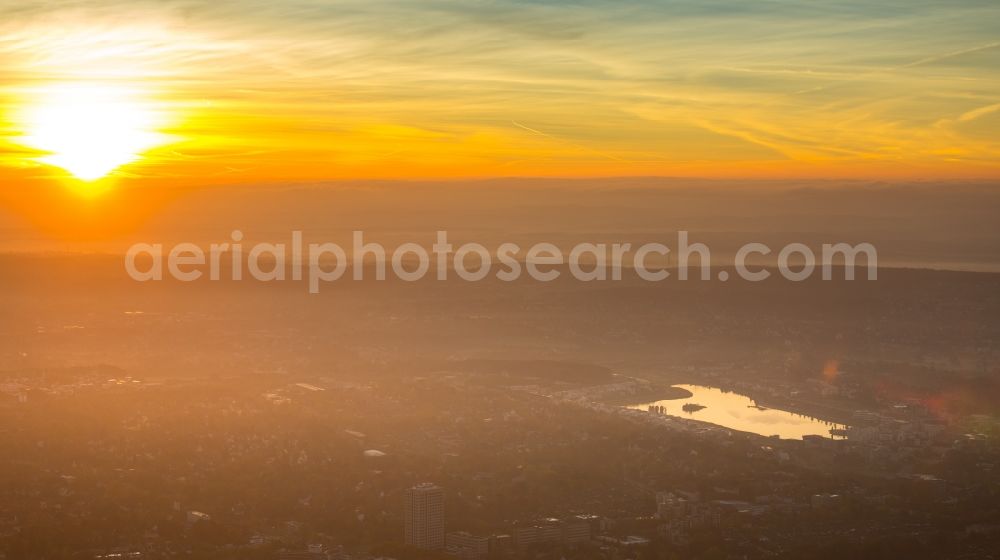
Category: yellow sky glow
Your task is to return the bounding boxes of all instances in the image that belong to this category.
[0,0,998,190]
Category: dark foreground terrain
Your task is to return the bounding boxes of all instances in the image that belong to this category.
[0,255,998,559]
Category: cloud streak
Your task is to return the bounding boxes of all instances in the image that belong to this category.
[0,0,998,181]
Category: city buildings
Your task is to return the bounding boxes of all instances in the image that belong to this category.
[445,531,489,560]
[404,483,444,550]
[511,517,592,549]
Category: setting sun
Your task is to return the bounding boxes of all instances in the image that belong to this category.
[19,84,171,182]
[0,3,999,559]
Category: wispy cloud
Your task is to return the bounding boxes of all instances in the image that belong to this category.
[1,0,998,180]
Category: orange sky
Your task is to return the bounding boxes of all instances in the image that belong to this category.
[0,0,998,219]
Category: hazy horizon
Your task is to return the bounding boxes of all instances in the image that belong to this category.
[1,2,999,559]
[1,177,997,273]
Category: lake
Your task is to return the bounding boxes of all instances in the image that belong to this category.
[627,384,848,440]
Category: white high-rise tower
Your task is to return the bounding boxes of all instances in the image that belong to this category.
[404,482,444,550]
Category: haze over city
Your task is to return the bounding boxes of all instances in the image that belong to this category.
[0,1,998,559]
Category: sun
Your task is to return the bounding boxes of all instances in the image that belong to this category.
[20,83,171,182]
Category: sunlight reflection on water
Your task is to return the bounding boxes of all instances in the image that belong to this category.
[627,384,848,440]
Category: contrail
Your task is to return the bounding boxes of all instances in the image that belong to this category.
[790,41,1000,97]
[511,120,629,163]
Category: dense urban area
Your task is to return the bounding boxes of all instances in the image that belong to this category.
[1,257,998,559]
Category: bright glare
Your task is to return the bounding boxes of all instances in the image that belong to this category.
[21,84,169,181]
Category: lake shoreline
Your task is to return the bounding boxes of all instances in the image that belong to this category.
[599,384,693,406]
[624,384,848,440]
